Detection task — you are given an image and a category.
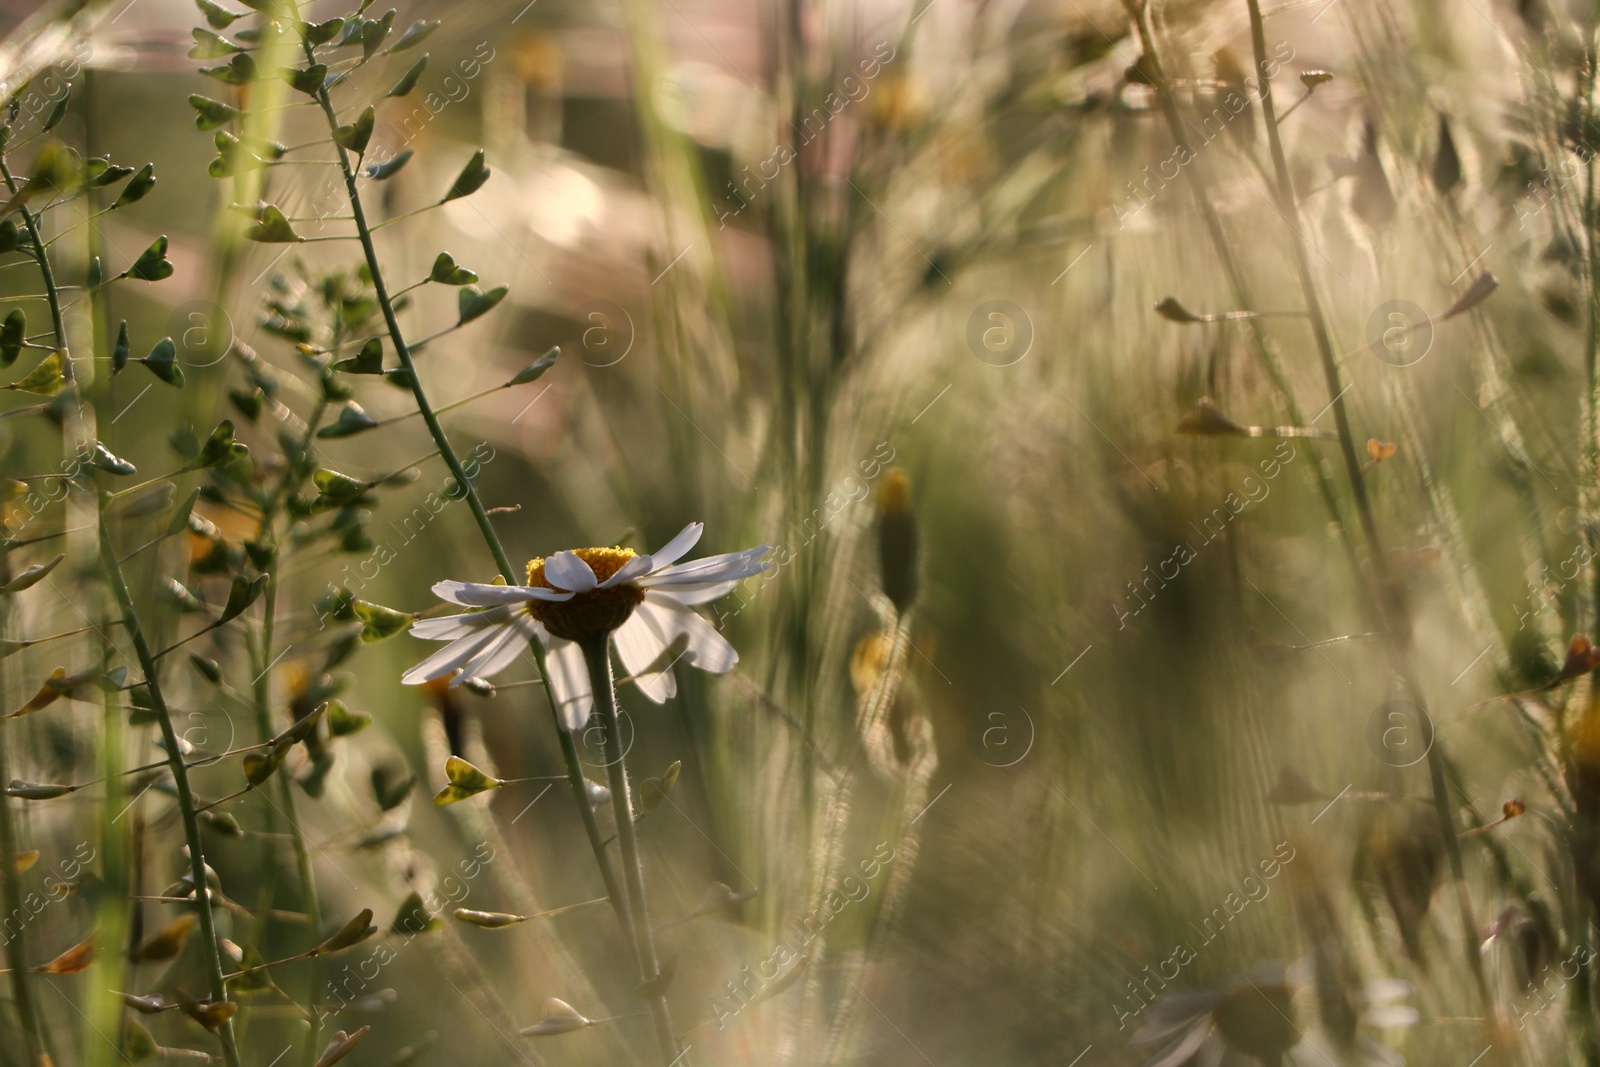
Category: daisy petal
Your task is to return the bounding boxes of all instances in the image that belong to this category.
[612,610,678,703]
[434,580,570,606]
[647,522,703,568]
[597,553,655,588]
[401,625,505,685]
[642,578,742,607]
[544,551,598,592]
[545,636,594,730]
[641,546,770,587]
[1140,1020,1213,1067]
[459,616,537,681]
[647,597,739,673]
[410,605,515,641]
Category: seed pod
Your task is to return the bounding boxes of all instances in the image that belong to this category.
[1432,114,1462,196]
[876,468,918,614]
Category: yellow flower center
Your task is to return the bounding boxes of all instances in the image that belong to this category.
[524,547,645,642]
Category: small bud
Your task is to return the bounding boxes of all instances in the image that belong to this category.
[876,468,918,614]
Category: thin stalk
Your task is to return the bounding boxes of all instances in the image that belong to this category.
[299,46,630,931]
[0,604,47,1066]
[1584,35,1600,639]
[0,144,85,1067]
[98,518,243,1067]
[1240,0,1493,1019]
[582,636,681,1066]
[240,386,327,1064]
[1119,0,1360,577]
[254,576,325,1067]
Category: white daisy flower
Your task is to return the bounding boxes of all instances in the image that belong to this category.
[402,523,770,730]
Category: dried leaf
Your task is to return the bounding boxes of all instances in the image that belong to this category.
[176,991,237,1032]
[0,554,63,594]
[313,1026,371,1067]
[133,915,196,962]
[313,909,378,956]
[37,933,95,973]
[1440,271,1499,320]
[9,667,68,719]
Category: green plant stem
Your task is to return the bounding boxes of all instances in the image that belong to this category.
[1119,0,1359,578]
[0,604,47,1067]
[251,574,325,1067]
[1583,35,1600,641]
[582,636,681,1066]
[0,150,88,1067]
[1240,0,1493,1022]
[97,517,243,1067]
[298,47,632,934]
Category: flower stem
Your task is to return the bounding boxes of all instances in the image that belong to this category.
[0,154,67,1067]
[581,636,681,1065]
[97,516,243,1067]
[1119,0,1359,574]
[297,44,631,936]
[0,604,47,1066]
[1240,0,1493,1022]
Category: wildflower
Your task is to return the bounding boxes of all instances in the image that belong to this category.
[402,523,769,728]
